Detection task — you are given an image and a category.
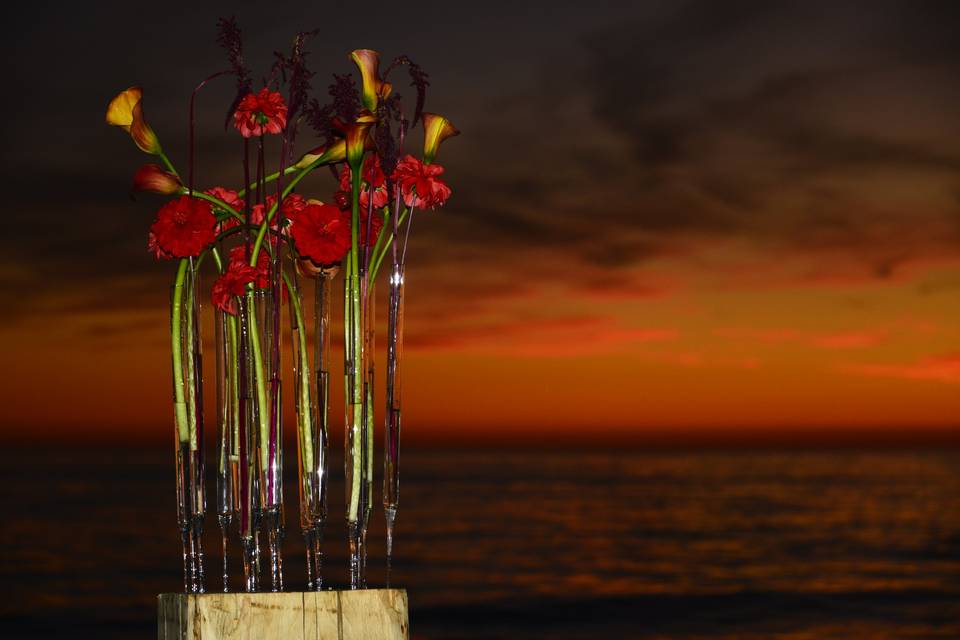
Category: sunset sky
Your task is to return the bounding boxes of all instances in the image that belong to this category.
[2,1,959,445]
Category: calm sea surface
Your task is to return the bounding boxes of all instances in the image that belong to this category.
[2,447,959,639]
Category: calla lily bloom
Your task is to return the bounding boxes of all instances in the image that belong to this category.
[106,87,161,154]
[345,111,377,170]
[132,164,182,195]
[421,112,460,164]
[294,140,347,170]
[350,49,392,112]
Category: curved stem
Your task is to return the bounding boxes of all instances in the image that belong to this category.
[248,158,326,266]
[236,166,298,197]
[171,259,190,443]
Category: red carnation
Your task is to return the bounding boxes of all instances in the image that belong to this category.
[339,155,389,210]
[206,186,244,211]
[227,245,271,290]
[211,263,258,314]
[288,202,352,265]
[392,155,452,210]
[148,195,216,259]
[232,88,288,138]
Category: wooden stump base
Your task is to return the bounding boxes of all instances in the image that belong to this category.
[157,590,409,640]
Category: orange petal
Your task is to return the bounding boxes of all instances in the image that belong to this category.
[422,113,460,164]
[132,164,182,194]
[350,49,384,112]
[130,101,161,154]
[106,87,142,129]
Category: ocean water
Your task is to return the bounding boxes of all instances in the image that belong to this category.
[2,447,959,639]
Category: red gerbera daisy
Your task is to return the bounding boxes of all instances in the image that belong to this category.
[288,202,352,265]
[392,155,452,209]
[148,195,216,259]
[232,88,288,138]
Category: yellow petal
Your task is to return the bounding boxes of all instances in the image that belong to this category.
[422,112,460,164]
[350,49,384,112]
[105,87,143,130]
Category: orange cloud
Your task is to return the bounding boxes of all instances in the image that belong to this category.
[406,315,678,357]
[841,352,960,385]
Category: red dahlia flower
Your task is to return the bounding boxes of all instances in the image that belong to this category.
[288,202,351,265]
[232,88,288,138]
[392,155,452,209]
[339,155,389,210]
[148,195,216,259]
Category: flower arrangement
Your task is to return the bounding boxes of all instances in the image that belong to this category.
[106,18,457,593]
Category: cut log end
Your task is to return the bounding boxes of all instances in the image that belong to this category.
[158,589,409,640]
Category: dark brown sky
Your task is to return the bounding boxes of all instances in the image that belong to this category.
[2,1,959,443]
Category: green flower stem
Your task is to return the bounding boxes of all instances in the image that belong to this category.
[159,152,179,177]
[248,160,321,267]
[283,270,314,473]
[187,191,244,224]
[236,166,298,198]
[369,207,410,281]
[347,169,363,524]
[185,260,199,451]
[171,259,190,444]
[245,288,271,471]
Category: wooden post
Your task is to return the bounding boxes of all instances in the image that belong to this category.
[157,589,409,640]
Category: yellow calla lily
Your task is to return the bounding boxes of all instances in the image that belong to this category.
[421,112,460,164]
[350,49,392,112]
[106,87,161,154]
[294,140,347,170]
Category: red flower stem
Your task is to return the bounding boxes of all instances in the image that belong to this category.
[189,71,230,196]
[266,130,289,505]
[243,140,252,262]
[400,207,415,267]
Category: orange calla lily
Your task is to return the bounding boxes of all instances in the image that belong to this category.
[350,49,392,112]
[294,140,347,170]
[345,111,377,170]
[106,87,161,154]
[421,112,460,164]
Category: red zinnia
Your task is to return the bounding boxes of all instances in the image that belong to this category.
[232,88,288,138]
[338,155,389,210]
[288,202,352,265]
[148,195,216,259]
[392,155,452,209]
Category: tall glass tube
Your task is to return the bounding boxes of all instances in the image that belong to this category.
[253,288,284,592]
[383,262,404,585]
[237,292,263,592]
[215,309,240,592]
[293,265,333,590]
[344,264,366,589]
[359,280,376,585]
[171,260,205,593]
